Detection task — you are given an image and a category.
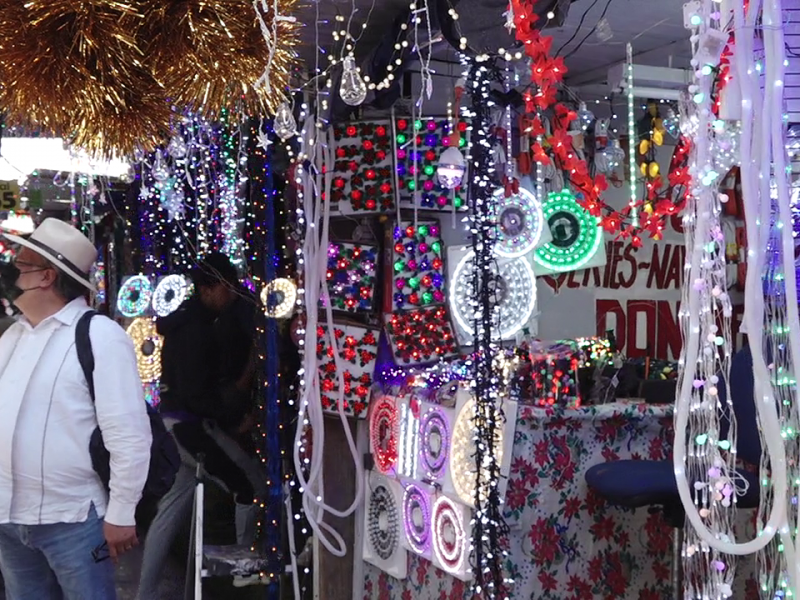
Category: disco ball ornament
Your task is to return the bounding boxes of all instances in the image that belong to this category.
[436,147,466,190]
[339,55,367,107]
[274,102,297,141]
[662,106,681,138]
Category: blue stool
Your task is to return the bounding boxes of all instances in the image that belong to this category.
[585,344,761,599]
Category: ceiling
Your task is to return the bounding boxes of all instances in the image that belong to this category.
[292,0,693,105]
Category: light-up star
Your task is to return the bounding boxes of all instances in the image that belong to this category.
[256,130,274,152]
[139,185,150,201]
[503,5,515,33]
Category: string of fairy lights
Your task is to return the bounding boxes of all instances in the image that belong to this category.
[462,55,511,599]
[63,0,778,597]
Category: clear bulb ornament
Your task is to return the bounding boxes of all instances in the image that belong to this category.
[152,152,170,182]
[436,147,466,189]
[577,102,595,130]
[339,55,367,107]
[274,102,297,141]
[595,140,625,174]
[662,106,681,138]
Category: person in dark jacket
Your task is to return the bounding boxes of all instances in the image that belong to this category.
[137,254,265,596]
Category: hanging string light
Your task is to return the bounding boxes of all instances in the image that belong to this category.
[461,54,511,599]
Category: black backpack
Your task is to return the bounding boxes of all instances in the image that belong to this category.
[75,311,181,509]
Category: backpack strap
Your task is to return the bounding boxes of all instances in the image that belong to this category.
[75,310,98,403]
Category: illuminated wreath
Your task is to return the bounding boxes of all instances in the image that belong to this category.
[432,495,467,575]
[450,251,536,340]
[117,275,152,318]
[152,275,189,317]
[403,484,431,555]
[261,278,297,319]
[534,189,602,272]
[493,187,544,258]
[449,397,506,506]
[370,397,399,474]
[419,407,450,480]
[126,317,163,383]
[367,483,400,561]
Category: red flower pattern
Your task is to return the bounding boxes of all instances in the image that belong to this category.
[363,403,757,599]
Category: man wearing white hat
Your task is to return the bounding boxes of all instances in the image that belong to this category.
[0,218,151,599]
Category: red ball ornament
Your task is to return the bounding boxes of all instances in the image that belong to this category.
[364,140,374,150]
[376,126,387,137]
[351,190,362,201]
[366,169,376,180]
[394,243,405,254]
[458,122,467,132]
[376,150,386,161]
[347,125,357,137]
[425,150,436,161]
[336,148,346,158]
[334,178,345,188]
[397,119,408,130]
[380,182,391,194]
[406,226,415,237]
[366,199,377,210]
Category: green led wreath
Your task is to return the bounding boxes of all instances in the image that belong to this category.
[534,189,602,272]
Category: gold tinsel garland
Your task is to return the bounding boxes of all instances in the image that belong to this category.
[0,0,298,157]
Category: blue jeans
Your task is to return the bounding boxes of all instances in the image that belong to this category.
[0,504,115,600]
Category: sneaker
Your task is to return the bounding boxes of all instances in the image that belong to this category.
[232,573,269,587]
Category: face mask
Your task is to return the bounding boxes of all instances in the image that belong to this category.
[0,261,44,307]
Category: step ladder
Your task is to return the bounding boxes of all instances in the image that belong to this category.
[184,456,271,600]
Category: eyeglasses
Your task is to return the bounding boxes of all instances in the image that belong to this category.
[13,260,50,273]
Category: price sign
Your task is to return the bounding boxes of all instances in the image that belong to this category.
[0,182,19,211]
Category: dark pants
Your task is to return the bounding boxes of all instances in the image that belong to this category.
[171,420,255,504]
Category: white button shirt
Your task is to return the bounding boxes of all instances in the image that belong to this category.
[0,298,151,527]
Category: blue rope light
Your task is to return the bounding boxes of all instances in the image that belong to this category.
[261,121,282,600]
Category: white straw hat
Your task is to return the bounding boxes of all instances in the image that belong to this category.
[4,218,97,290]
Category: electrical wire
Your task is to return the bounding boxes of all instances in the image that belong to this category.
[562,0,616,61]
[554,0,602,57]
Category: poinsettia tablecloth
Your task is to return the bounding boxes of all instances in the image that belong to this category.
[362,401,757,600]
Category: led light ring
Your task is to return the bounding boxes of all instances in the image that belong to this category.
[403,484,431,555]
[126,317,163,383]
[450,251,536,340]
[432,495,466,574]
[419,407,450,479]
[261,278,297,319]
[534,189,602,272]
[449,397,505,505]
[117,275,153,318]
[493,187,544,258]
[367,484,400,561]
[370,397,399,474]
[152,275,189,317]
